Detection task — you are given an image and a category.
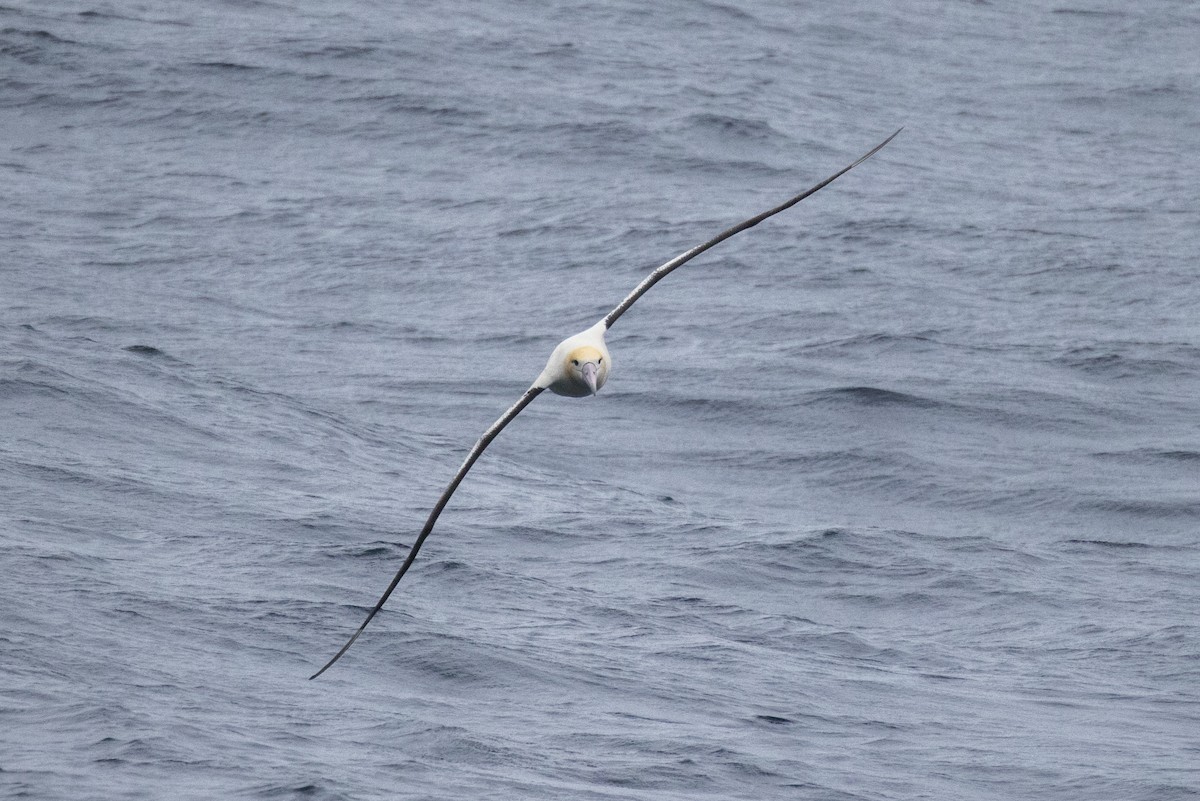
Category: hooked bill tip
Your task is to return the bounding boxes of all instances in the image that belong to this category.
[581,361,599,395]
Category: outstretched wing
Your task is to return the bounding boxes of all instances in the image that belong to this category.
[603,128,902,330]
[312,128,900,678]
[310,384,545,679]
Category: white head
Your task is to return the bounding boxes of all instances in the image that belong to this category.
[536,321,612,398]
[564,345,607,396]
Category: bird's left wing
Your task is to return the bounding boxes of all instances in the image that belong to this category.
[310,384,545,679]
[603,127,902,330]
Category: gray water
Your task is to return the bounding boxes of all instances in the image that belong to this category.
[3,1,1199,799]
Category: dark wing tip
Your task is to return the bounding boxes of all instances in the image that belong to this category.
[844,126,904,173]
[309,611,375,679]
[307,385,545,680]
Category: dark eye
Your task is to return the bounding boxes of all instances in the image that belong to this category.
[571,359,579,366]
[598,357,603,363]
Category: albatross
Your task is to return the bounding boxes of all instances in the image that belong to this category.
[311,128,902,679]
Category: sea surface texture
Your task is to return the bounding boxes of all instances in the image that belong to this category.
[2,1,1198,799]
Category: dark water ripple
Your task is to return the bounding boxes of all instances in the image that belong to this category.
[3,0,1200,799]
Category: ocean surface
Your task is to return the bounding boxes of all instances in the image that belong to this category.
[3,1,1199,799]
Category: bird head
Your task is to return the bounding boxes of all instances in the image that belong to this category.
[565,345,607,395]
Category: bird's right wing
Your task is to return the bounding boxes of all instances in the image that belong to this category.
[603,128,902,330]
[310,384,545,679]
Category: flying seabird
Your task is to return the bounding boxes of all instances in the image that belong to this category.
[310,128,902,679]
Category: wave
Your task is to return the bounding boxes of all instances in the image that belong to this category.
[802,385,940,409]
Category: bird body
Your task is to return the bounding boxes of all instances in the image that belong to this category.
[310,128,902,679]
[537,320,611,397]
